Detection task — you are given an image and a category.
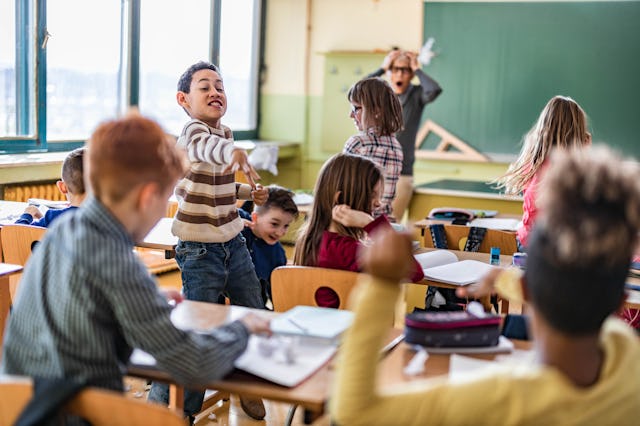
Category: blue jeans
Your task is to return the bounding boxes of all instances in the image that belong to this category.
[178,235,264,307]
[148,234,263,415]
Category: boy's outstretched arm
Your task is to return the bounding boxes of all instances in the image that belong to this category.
[179,119,261,187]
[224,149,261,188]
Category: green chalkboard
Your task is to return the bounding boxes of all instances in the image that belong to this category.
[422,1,640,159]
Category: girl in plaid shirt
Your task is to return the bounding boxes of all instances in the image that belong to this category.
[343,77,404,220]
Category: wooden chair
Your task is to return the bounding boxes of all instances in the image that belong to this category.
[0,224,45,267]
[422,224,518,255]
[423,224,518,313]
[270,265,362,312]
[0,224,46,340]
[0,375,185,426]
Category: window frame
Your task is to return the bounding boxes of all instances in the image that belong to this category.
[0,0,263,153]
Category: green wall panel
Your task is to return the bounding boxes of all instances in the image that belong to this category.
[423,1,640,158]
[259,94,307,142]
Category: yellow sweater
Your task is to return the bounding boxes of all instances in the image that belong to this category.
[331,277,640,426]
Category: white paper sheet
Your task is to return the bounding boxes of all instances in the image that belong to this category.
[423,259,496,286]
[270,306,354,340]
[414,250,458,269]
[233,335,337,387]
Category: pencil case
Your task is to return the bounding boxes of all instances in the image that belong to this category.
[404,311,501,348]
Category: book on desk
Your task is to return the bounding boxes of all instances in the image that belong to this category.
[416,250,497,286]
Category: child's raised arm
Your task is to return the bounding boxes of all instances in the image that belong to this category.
[332,205,374,228]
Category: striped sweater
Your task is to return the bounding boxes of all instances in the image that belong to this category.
[172,119,253,243]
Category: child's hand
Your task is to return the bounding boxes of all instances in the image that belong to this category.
[382,49,401,71]
[358,228,413,283]
[251,184,268,206]
[240,313,272,336]
[332,204,374,228]
[160,288,184,306]
[224,149,261,188]
[24,205,43,219]
[242,218,255,230]
[457,267,525,304]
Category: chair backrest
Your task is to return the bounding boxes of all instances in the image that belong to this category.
[0,225,46,346]
[424,224,518,255]
[270,265,362,312]
[0,224,46,266]
[0,376,184,426]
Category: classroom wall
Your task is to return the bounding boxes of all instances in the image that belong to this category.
[261,0,427,189]
[261,0,637,193]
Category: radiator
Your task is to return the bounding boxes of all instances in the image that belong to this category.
[2,181,65,203]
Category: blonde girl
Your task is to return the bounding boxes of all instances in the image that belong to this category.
[496,95,591,247]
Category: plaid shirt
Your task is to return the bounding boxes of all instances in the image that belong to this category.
[344,129,403,217]
[1,196,249,390]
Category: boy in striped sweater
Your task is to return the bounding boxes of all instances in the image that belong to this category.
[148,61,268,420]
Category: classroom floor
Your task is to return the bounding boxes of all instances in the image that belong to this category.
[124,377,330,426]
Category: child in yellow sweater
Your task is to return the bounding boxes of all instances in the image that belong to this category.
[332,145,640,425]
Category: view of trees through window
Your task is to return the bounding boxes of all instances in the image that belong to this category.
[0,0,260,149]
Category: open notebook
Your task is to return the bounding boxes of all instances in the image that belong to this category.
[129,305,351,388]
[416,250,496,286]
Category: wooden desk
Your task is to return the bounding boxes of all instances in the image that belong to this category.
[0,263,25,345]
[0,201,30,225]
[128,301,402,422]
[137,218,178,258]
[414,215,521,238]
[378,339,532,387]
[128,302,330,418]
[409,179,523,225]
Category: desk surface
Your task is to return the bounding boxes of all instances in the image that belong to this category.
[0,263,23,277]
[379,339,532,387]
[415,179,523,202]
[128,302,332,414]
[0,201,29,225]
[138,218,178,252]
[128,301,402,416]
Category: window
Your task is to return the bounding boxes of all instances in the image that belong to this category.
[46,0,122,140]
[219,0,261,131]
[138,0,211,135]
[0,0,36,138]
[0,0,262,152]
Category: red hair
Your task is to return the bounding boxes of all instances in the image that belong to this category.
[87,113,187,202]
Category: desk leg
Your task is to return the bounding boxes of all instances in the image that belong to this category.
[169,384,185,413]
[0,276,12,347]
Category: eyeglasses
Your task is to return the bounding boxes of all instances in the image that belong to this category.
[351,105,362,114]
[390,66,412,74]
